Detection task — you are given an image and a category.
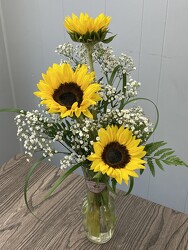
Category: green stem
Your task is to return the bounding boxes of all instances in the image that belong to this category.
[86,191,100,237]
[85,44,94,72]
[85,43,98,119]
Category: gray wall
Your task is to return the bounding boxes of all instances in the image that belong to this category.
[0,3,20,164]
[0,0,188,214]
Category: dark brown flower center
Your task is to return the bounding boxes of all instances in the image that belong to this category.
[102,142,130,168]
[53,82,83,109]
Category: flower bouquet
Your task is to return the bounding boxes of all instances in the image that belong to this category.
[1,13,187,244]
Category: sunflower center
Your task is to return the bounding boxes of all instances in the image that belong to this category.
[53,82,83,109]
[102,142,130,168]
[106,148,122,164]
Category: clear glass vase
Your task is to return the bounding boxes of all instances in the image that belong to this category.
[81,167,116,244]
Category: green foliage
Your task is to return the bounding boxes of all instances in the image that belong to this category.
[111,178,117,193]
[24,157,45,219]
[102,34,116,44]
[145,141,166,155]
[125,177,134,195]
[0,108,24,113]
[108,65,121,85]
[68,28,112,44]
[45,160,87,199]
[145,141,188,177]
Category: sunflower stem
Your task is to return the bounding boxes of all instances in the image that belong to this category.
[85,43,98,119]
[85,44,95,73]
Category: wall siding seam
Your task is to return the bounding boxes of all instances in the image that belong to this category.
[184,189,188,213]
[0,1,17,108]
[0,1,22,154]
[154,0,169,114]
[137,0,145,82]
[136,0,151,200]
[62,0,67,41]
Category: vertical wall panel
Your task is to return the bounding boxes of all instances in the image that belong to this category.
[1,0,44,110]
[138,0,168,100]
[148,0,188,212]
[106,0,144,79]
[185,193,188,214]
[0,3,20,165]
[35,0,65,69]
[62,0,106,21]
[132,1,169,199]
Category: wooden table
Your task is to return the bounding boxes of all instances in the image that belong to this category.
[0,154,188,250]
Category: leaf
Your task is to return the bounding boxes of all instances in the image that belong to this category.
[93,172,102,179]
[45,161,86,199]
[160,150,175,159]
[24,157,45,219]
[102,34,116,44]
[65,119,71,128]
[108,65,121,85]
[145,141,167,156]
[122,73,127,93]
[111,178,117,193]
[162,156,188,167]
[97,77,103,83]
[103,179,115,193]
[147,158,155,176]
[125,177,134,195]
[154,148,173,156]
[155,159,165,171]
[140,169,145,175]
[0,108,24,113]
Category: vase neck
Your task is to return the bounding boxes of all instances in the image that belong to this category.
[82,166,110,194]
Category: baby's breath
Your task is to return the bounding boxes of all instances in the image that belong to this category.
[15,110,59,159]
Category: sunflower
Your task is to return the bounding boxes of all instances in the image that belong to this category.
[64,13,111,43]
[87,125,146,185]
[34,63,101,118]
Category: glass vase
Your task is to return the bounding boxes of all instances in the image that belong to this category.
[81,167,116,244]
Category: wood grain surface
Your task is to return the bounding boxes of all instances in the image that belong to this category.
[0,154,188,250]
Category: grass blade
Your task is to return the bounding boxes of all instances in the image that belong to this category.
[24,157,45,219]
[45,161,87,199]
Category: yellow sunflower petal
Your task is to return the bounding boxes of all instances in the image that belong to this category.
[83,109,93,119]
[89,159,102,169]
[121,170,130,185]
[125,170,139,178]
[113,169,123,184]
[118,129,132,145]
[129,147,146,158]
[127,138,141,148]
[87,153,99,161]
[106,125,118,141]
[93,142,103,156]
[83,84,101,98]
[98,128,111,145]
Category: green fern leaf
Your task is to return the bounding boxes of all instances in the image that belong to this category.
[145,141,167,156]
[160,150,175,159]
[162,155,188,167]
[154,148,173,156]
[155,159,164,171]
[147,158,155,176]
